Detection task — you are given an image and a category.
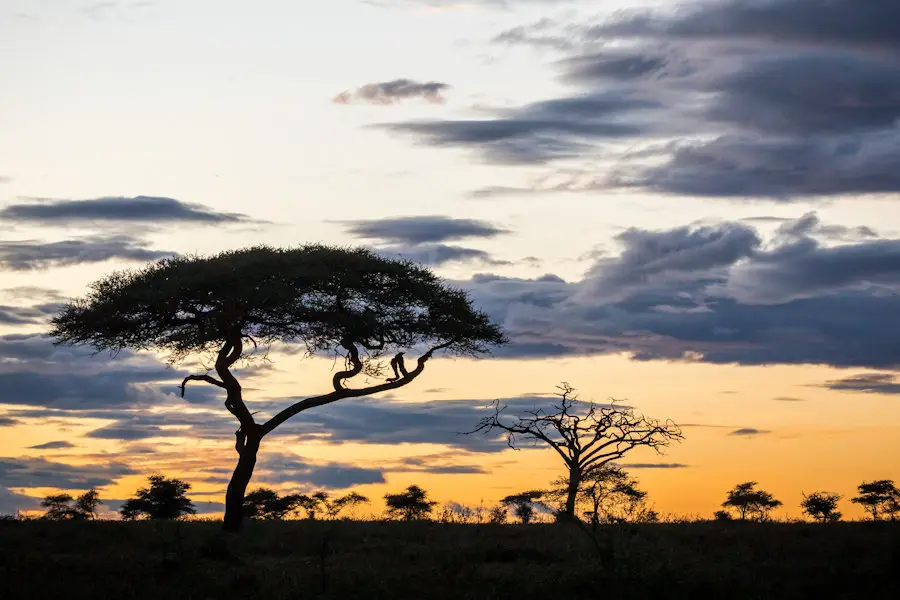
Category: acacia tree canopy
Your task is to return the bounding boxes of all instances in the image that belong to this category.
[51,245,506,531]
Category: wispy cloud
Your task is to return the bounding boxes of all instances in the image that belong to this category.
[334,79,450,105]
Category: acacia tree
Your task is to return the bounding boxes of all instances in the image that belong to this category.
[120,475,196,520]
[721,482,782,522]
[546,465,657,527]
[800,491,842,523]
[243,488,302,520]
[851,480,900,521]
[472,382,682,521]
[40,489,102,521]
[51,245,505,532]
[384,485,437,520]
[500,491,544,524]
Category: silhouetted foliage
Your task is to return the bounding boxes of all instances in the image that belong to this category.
[51,245,505,531]
[721,482,782,522]
[384,485,437,521]
[545,465,658,527]
[292,491,370,520]
[500,491,544,524]
[120,475,196,521]
[40,489,102,521]
[713,510,733,521]
[800,491,842,523]
[243,488,302,520]
[488,505,508,524]
[851,480,900,521]
[472,382,682,520]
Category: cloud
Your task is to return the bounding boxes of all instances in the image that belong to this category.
[255,453,385,489]
[449,215,900,369]
[341,215,508,244]
[0,417,20,427]
[0,486,39,514]
[379,0,900,200]
[0,303,61,325]
[374,244,512,266]
[390,456,488,474]
[600,0,900,53]
[821,373,900,395]
[0,456,136,489]
[375,91,658,164]
[0,235,174,270]
[27,441,77,450]
[728,428,770,437]
[334,79,450,105]
[773,396,806,402]
[0,196,253,225]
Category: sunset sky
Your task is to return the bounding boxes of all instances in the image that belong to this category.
[1,0,899,521]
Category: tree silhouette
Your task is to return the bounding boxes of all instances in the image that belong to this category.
[721,482,782,522]
[488,505,508,524]
[40,489,102,521]
[51,245,506,531]
[120,475,196,520]
[500,491,544,524]
[472,382,682,521]
[546,465,657,527]
[384,485,437,521]
[320,491,369,520]
[243,488,302,520]
[800,491,842,523]
[851,480,900,521]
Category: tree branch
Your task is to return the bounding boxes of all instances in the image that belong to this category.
[259,340,456,437]
[180,374,226,397]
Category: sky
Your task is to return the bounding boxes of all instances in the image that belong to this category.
[1,0,899,520]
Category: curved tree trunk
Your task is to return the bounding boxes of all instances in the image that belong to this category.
[223,434,260,532]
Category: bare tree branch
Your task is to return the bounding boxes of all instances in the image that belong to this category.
[180,373,226,397]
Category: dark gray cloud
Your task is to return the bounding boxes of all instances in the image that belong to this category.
[375,244,512,267]
[334,79,450,105]
[821,373,900,395]
[0,456,136,488]
[0,303,61,325]
[390,456,488,474]
[27,441,77,450]
[342,215,508,245]
[0,486,39,514]
[450,215,900,369]
[255,453,385,489]
[0,235,174,271]
[376,92,658,164]
[381,0,900,200]
[773,396,806,402]
[600,0,900,53]
[0,196,252,225]
[612,131,900,199]
[728,428,770,436]
[0,333,210,410]
[0,417,20,427]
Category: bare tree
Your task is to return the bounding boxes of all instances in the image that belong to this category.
[471,382,682,521]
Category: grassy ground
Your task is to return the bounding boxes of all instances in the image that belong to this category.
[3,519,899,599]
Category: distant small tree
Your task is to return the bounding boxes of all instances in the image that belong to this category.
[319,491,370,520]
[721,482,782,522]
[500,491,544,524]
[851,480,900,521]
[243,488,302,520]
[41,494,77,521]
[713,510,733,522]
[74,488,102,520]
[40,489,102,521]
[295,493,325,520]
[384,485,437,521]
[800,491,842,523]
[120,475,196,520]
[488,505,508,524]
[473,383,682,521]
